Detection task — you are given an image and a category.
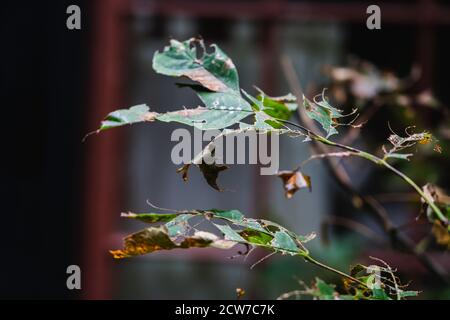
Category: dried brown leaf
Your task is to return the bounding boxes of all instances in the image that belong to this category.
[198,163,228,191]
[177,163,228,191]
[277,170,312,199]
[110,227,236,259]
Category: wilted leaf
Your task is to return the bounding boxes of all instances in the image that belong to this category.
[277,170,312,199]
[185,231,236,250]
[110,226,177,259]
[177,164,190,182]
[177,162,228,191]
[198,163,228,191]
[153,38,239,93]
[110,226,236,259]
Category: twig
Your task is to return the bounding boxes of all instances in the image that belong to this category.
[298,151,355,170]
[300,254,367,287]
[250,251,276,270]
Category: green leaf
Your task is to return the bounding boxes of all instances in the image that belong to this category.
[120,212,178,223]
[153,38,239,92]
[259,219,316,244]
[208,209,268,234]
[398,290,419,298]
[271,231,300,254]
[371,288,391,300]
[254,112,281,129]
[257,93,296,121]
[158,85,253,130]
[239,228,273,246]
[209,209,244,221]
[214,223,246,242]
[315,278,336,299]
[267,93,298,111]
[241,89,283,129]
[238,218,268,233]
[165,214,194,237]
[98,104,158,131]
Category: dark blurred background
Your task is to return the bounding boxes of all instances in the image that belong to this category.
[1,0,449,299]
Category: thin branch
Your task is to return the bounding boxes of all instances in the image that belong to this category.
[298,151,355,169]
[301,254,367,287]
[250,251,277,269]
